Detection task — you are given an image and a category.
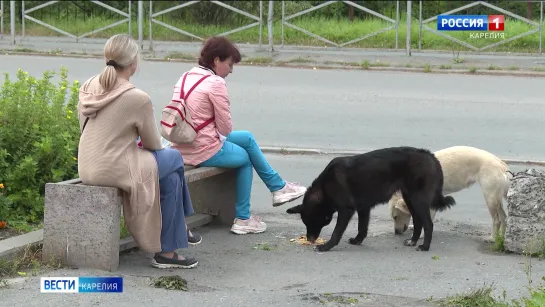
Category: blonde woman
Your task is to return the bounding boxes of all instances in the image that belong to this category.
[77,34,199,269]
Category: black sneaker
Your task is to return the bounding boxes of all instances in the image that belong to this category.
[188,229,202,245]
[151,252,198,269]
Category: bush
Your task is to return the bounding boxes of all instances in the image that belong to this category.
[0,67,80,225]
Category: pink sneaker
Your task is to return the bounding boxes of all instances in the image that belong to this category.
[230,214,267,235]
[272,181,307,207]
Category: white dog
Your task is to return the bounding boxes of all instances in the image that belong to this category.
[388,146,511,241]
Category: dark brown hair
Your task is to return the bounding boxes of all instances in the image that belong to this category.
[198,36,241,70]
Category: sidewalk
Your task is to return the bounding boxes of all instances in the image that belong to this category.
[1,154,544,306]
[2,35,545,75]
[0,216,543,306]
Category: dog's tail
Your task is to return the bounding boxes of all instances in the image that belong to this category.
[503,170,514,200]
[432,194,456,212]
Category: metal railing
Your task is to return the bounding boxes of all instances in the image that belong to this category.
[147,1,263,51]
[0,1,4,38]
[20,0,132,41]
[281,0,400,49]
[2,1,545,56]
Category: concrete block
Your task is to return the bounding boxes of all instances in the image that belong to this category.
[42,180,122,272]
[504,169,545,255]
[186,167,237,226]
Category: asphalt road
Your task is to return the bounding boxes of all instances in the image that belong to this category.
[1,54,544,161]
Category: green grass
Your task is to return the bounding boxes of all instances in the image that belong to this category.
[492,232,506,252]
[438,280,545,307]
[437,236,545,307]
[242,56,274,64]
[0,243,63,280]
[151,275,188,291]
[120,216,130,239]
[423,63,432,72]
[18,15,544,53]
[2,221,43,234]
[438,283,510,307]
[164,52,196,61]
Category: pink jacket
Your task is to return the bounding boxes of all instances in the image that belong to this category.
[169,66,233,166]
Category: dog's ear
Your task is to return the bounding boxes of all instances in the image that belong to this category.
[395,200,411,214]
[286,204,303,214]
[308,188,323,203]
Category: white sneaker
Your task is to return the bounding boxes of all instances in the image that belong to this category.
[230,214,267,235]
[272,181,307,207]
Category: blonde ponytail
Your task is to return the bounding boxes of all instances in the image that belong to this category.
[98,65,118,92]
[99,34,140,91]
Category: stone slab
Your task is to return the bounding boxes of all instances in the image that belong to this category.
[68,166,238,223]
[50,165,225,184]
[504,168,545,254]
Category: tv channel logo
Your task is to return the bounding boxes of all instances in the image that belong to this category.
[438,15,504,31]
[41,277,123,293]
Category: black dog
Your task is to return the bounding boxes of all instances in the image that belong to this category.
[287,146,455,252]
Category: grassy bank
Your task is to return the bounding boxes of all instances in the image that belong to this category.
[17,15,543,53]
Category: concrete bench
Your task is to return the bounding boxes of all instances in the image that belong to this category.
[41,166,236,272]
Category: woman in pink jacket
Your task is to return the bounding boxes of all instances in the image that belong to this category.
[169,36,306,235]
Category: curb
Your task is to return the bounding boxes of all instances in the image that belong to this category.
[0,277,31,288]
[2,50,545,78]
[260,146,545,167]
[152,57,545,78]
[0,213,213,263]
[0,229,43,260]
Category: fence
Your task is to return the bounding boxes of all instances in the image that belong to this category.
[280,1,400,49]
[19,1,132,41]
[0,2,3,38]
[416,1,544,54]
[1,1,544,55]
[146,1,264,51]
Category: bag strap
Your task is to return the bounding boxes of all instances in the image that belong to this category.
[81,117,90,134]
[195,117,215,131]
[79,76,96,135]
[177,72,214,132]
[180,72,211,100]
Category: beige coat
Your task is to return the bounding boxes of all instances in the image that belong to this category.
[77,76,164,253]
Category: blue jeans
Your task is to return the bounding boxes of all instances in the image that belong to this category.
[199,130,286,220]
[151,148,194,252]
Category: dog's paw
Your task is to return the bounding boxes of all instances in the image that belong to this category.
[315,244,330,252]
[415,244,429,251]
[483,235,495,243]
[348,237,363,245]
[403,239,417,246]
